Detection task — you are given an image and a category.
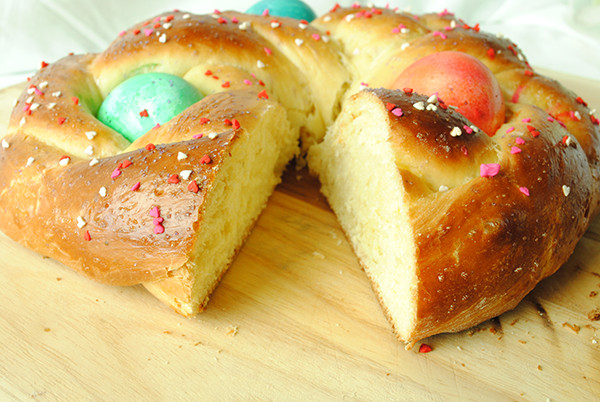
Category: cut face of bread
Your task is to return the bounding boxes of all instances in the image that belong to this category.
[308,91,419,339]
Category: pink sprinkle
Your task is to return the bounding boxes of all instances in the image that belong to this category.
[433,31,447,40]
[312,33,321,41]
[144,28,153,36]
[149,206,160,218]
[392,27,400,34]
[522,118,531,123]
[264,47,272,56]
[511,146,522,154]
[111,168,121,179]
[154,16,161,22]
[153,217,164,225]
[193,133,204,139]
[392,108,403,117]
[463,125,473,134]
[131,182,141,191]
[519,187,530,196]
[569,111,576,119]
[515,137,526,145]
[558,120,567,128]
[262,8,269,16]
[243,79,252,85]
[231,16,239,23]
[480,163,500,178]
[118,30,126,37]
[547,116,555,122]
[153,123,161,130]
[506,126,515,133]
[153,224,165,234]
[34,87,43,96]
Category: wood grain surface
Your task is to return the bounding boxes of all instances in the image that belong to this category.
[0,68,598,401]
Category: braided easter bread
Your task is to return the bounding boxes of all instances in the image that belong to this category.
[0,5,598,345]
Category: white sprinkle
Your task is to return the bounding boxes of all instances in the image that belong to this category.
[400,28,409,34]
[562,185,571,196]
[517,53,524,61]
[239,21,250,30]
[322,35,329,43]
[163,22,172,29]
[59,157,70,166]
[27,87,35,95]
[298,22,308,29]
[26,96,34,104]
[413,101,425,111]
[89,158,99,166]
[271,21,281,29]
[85,131,97,140]
[208,132,218,139]
[12,98,18,107]
[564,136,573,146]
[26,157,35,166]
[1,139,9,149]
[180,170,193,180]
[39,81,48,89]
[400,42,410,51]
[77,216,87,228]
[324,16,332,22]
[30,103,40,111]
[574,111,582,120]
[52,91,62,97]
[159,33,167,43]
[312,251,325,260]
[257,60,265,69]
[470,125,479,133]
[182,13,190,19]
[353,48,360,55]
[450,127,462,137]
[177,152,188,161]
[450,20,457,29]
[19,117,26,126]
[426,104,438,111]
[427,94,438,104]
[84,145,94,156]
[345,14,355,22]
[439,185,449,192]
[590,108,597,115]
[47,102,56,109]
[295,38,304,46]
[99,186,107,197]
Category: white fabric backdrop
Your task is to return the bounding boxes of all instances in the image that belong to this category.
[0,0,599,88]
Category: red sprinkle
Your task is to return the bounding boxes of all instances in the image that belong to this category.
[145,143,156,151]
[199,117,210,124]
[84,230,91,241]
[72,97,79,105]
[575,96,588,106]
[121,159,133,169]
[217,17,227,24]
[41,61,49,68]
[330,3,341,12]
[188,180,200,193]
[232,119,241,130]
[386,102,396,111]
[200,155,212,164]
[418,344,433,353]
[221,81,231,88]
[258,90,269,99]
[487,48,495,59]
[57,117,66,125]
[205,69,213,76]
[403,88,413,94]
[168,174,180,184]
[524,70,534,77]
[140,109,149,118]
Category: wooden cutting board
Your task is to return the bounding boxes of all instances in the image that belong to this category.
[0,69,598,401]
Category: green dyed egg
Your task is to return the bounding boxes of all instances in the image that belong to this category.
[246,0,317,22]
[97,73,203,142]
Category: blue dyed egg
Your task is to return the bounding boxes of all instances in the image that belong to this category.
[97,73,203,142]
[246,0,317,22]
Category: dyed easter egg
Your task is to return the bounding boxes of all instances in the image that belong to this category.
[97,73,203,142]
[246,0,317,22]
